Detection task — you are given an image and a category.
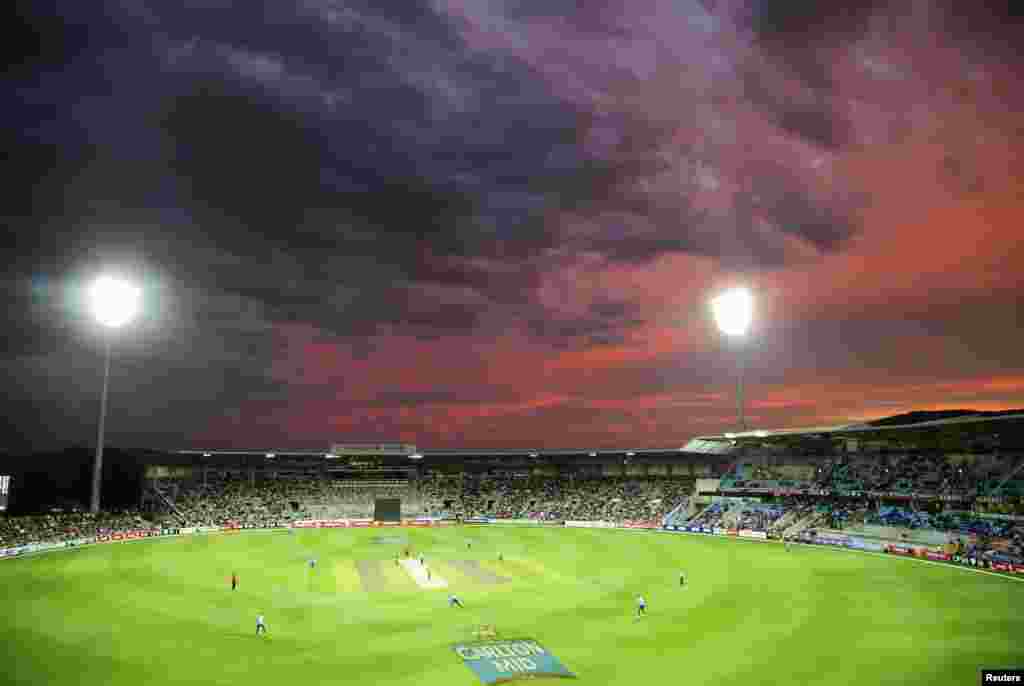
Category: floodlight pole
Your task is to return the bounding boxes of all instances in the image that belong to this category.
[735,340,747,433]
[91,337,112,514]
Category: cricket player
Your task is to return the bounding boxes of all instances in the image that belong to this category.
[448,593,465,608]
[679,571,686,588]
[419,555,425,566]
[256,614,267,635]
[309,558,317,569]
[636,595,647,617]
[231,572,238,591]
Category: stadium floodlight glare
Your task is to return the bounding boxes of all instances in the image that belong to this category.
[710,287,753,338]
[89,275,141,329]
[87,274,142,514]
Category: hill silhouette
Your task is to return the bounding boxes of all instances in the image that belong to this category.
[869,409,1024,427]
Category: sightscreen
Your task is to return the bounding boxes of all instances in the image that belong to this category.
[374,497,401,522]
[0,475,10,512]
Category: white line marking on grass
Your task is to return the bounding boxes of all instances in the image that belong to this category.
[790,541,1024,584]
[399,559,448,588]
[655,529,1024,584]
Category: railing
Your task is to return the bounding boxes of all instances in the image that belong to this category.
[150,485,186,524]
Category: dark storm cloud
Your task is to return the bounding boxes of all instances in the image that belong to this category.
[498,0,632,37]
[368,386,522,408]
[936,1,1024,61]
[526,300,644,349]
[2,0,870,368]
[744,0,882,46]
[740,69,852,149]
[738,159,865,253]
[2,0,589,352]
[740,0,883,92]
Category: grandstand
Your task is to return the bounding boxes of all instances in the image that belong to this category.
[2,410,1022,565]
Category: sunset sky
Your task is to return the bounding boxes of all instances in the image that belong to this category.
[3,1,1022,451]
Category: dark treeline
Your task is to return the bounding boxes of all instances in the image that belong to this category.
[0,447,163,515]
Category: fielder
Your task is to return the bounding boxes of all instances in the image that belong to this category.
[449,593,465,608]
[256,614,267,635]
[636,595,647,617]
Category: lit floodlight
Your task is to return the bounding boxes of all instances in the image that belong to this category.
[202,452,211,458]
[626,452,635,457]
[266,453,275,459]
[589,452,597,457]
[88,275,141,328]
[710,287,753,338]
[409,453,423,460]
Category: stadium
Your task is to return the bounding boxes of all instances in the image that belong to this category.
[3,410,1023,685]
[6,2,1024,684]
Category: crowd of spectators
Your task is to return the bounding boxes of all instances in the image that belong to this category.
[813,453,1024,497]
[0,510,156,548]
[421,475,692,524]
[167,476,417,527]
[3,458,1023,558]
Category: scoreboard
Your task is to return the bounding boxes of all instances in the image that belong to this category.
[0,475,10,512]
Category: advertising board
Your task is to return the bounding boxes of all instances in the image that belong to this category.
[738,530,768,540]
[453,639,575,684]
[489,519,547,525]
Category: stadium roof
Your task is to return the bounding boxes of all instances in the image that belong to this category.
[691,410,1024,445]
[175,410,1024,461]
[175,447,697,458]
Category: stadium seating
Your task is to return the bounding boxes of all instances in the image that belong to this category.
[3,451,1022,564]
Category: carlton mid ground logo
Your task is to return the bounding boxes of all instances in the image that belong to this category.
[452,639,576,684]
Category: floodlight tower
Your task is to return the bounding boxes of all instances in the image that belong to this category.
[87,275,141,514]
[711,287,754,433]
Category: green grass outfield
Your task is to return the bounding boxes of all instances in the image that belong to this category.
[2,526,1022,685]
